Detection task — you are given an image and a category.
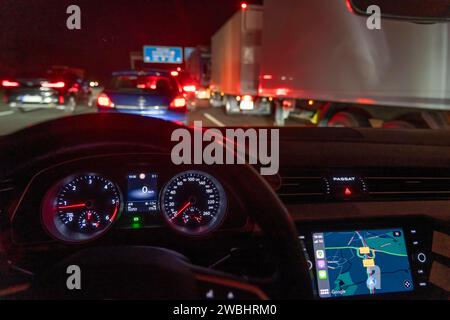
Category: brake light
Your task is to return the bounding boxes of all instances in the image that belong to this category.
[170,96,187,109]
[282,100,293,108]
[183,85,196,93]
[282,99,295,110]
[1,80,19,88]
[170,71,179,77]
[97,93,114,108]
[42,81,65,88]
[356,98,375,105]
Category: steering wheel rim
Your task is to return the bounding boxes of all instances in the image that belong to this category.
[0,113,312,299]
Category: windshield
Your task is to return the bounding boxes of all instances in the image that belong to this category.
[0,0,449,135]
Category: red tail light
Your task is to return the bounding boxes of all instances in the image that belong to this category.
[42,81,65,88]
[68,83,79,93]
[170,71,179,77]
[183,85,196,93]
[170,96,187,109]
[282,100,294,110]
[275,88,288,96]
[97,93,114,108]
[1,80,20,88]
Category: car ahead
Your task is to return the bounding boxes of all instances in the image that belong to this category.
[170,69,198,110]
[97,70,188,124]
[1,69,91,113]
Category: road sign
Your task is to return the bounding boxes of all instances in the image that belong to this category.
[143,46,183,64]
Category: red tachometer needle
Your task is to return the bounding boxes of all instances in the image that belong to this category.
[109,203,119,222]
[171,201,191,221]
[57,203,86,209]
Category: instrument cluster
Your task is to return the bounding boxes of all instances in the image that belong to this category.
[40,169,228,243]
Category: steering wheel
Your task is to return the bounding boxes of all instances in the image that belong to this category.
[0,113,312,299]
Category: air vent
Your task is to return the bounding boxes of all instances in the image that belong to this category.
[366,176,450,200]
[277,175,327,204]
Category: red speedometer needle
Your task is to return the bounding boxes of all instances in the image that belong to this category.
[57,203,86,209]
[171,201,191,220]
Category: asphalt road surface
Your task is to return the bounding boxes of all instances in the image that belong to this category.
[0,102,97,136]
[0,97,308,136]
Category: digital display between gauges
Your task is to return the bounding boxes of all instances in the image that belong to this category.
[126,173,159,214]
[160,170,227,236]
[41,174,122,243]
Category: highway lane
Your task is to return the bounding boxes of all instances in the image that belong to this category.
[188,100,276,127]
[0,98,308,136]
[0,103,96,135]
[189,99,309,127]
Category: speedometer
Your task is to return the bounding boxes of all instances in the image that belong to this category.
[160,171,227,236]
[42,174,122,243]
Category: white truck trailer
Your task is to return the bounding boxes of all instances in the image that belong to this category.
[210,4,272,115]
[211,0,450,128]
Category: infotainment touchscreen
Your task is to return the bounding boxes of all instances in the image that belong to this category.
[126,173,158,214]
[312,228,414,298]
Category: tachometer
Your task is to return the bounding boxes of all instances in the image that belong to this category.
[160,171,227,236]
[42,174,122,243]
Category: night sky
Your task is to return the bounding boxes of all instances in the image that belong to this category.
[0,0,261,79]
